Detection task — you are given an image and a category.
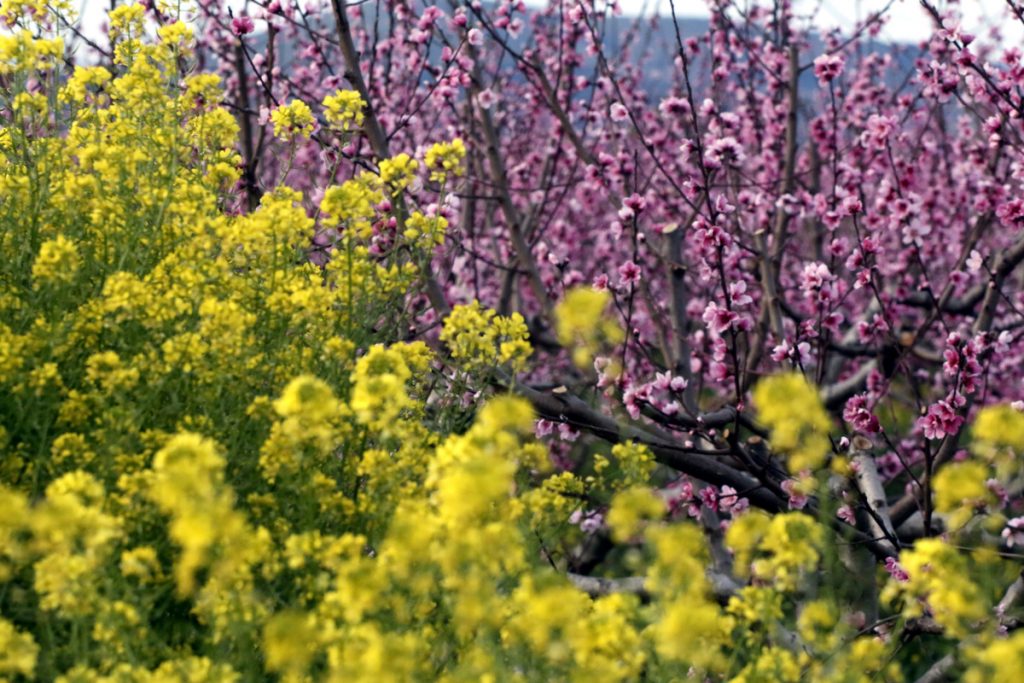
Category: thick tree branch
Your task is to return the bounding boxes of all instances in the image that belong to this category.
[851,438,899,554]
[515,383,786,513]
[567,569,740,602]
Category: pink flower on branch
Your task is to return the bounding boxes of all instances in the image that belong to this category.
[609,102,630,123]
[702,301,737,336]
[844,394,881,434]
[617,261,641,287]
[231,16,255,36]
[916,398,965,441]
[813,53,845,85]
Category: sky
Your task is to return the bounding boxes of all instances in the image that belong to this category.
[70,0,1024,46]
[609,0,1024,44]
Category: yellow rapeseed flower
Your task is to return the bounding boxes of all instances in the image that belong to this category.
[933,460,995,530]
[752,373,832,473]
[0,618,38,678]
[322,89,366,132]
[271,99,316,141]
[606,486,664,542]
[554,287,625,369]
[440,301,532,372]
[31,235,79,285]
[378,153,419,192]
[424,138,467,183]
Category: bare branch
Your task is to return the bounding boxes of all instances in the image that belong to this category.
[851,437,899,554]
[567,569,739,602]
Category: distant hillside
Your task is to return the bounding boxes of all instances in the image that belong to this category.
[258,6,923,101]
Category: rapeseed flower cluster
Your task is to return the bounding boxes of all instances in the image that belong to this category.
[725,510,825,590]
[592,441,657,491]
[752,372,833,473]
[320,170,396,242]
[271,99,316,141]
[402,209,449,246]
[554,286,626,368]
[882,538,989,638]
[378,153,419,192]
[31,235,80,285]
[322,89,365,133]
[972,403,1024,476]
[0,30,63,74]
[966,631,1024,683]
[0,617,38,678]
[933,460,998,530]
[645,524,732,673]
[607,486,665,541]
[440,301,532,372]
[424,137,467,183]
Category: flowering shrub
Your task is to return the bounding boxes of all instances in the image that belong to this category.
[2,0,1024,681]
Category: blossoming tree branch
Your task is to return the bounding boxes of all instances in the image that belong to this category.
[2,0,1024,680]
